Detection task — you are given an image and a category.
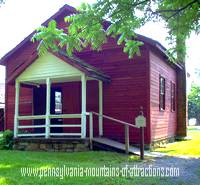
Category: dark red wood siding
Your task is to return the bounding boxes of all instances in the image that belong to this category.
[150,50,177,141]
[77,43,151,144]
[5,84,33,130]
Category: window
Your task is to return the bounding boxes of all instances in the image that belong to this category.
[171,82,176,112]
[159,76,165,111]
[55,91,62,114]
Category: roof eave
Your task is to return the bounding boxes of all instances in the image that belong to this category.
[57,50,111,83]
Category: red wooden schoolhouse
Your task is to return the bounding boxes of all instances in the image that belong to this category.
[0,5,186,151]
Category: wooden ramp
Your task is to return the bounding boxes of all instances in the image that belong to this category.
[93,137,167,157]
[92,137,140,155]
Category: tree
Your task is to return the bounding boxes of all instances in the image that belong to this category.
[188,84,200,125]
[0,0,6,9]
[32,0,199,62]
[0,0,5,5]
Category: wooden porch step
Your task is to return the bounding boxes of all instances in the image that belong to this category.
[92,137,140,155]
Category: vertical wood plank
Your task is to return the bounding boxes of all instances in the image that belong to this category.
[140,127,144,160]
[45,78,51,138]
[177,67,187,137]
[89,112,93,150]
[125,125,129,154]
[81,75,87,138]
[14,81,20,138]
[99,81,103,136]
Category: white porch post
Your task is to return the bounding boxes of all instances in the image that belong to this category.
[99,81,103,136]
[14,81,20,138]
[81,75,87,138]
[45,78,51,138]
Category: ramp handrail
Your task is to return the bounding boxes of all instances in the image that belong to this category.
[88,111,138,154]
[91,111,138,128]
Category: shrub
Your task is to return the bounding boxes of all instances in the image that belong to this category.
[0,130,14,149]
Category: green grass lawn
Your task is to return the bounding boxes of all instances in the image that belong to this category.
[0,150,175,185]
[0,128,199,184]
[154,127,200,157]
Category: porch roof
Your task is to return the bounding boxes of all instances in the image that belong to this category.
[7,50,111,84]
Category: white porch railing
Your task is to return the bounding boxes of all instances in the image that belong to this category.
[16,110,145,159]
[17,114,82,137]
[17,112,138,149]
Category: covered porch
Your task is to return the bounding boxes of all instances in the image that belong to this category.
[14,52,110,139]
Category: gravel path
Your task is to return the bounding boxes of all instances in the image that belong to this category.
[128,156,200,185]
[150,156,200,184]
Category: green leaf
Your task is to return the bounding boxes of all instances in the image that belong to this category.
[48,20,57,30]
[117,33,126,45]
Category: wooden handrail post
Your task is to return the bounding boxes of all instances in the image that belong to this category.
[89,112,93,150]
[140,127,144,160]
[125,125,129,154]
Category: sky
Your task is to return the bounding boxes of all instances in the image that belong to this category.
[0,0,199,91]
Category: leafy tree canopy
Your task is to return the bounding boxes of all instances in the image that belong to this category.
[0,0,4,5]
[32,0,200,62]
[188,83,200,124]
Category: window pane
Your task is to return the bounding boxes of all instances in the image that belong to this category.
[55,91,62,114]
[160,77,165,94]
[160,95,163,109]
[171,82,175,111]
[159,76,165,110]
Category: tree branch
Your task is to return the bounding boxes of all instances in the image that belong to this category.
[164,0,198,20]
[105,0,150,20]
[149,0,199,20]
